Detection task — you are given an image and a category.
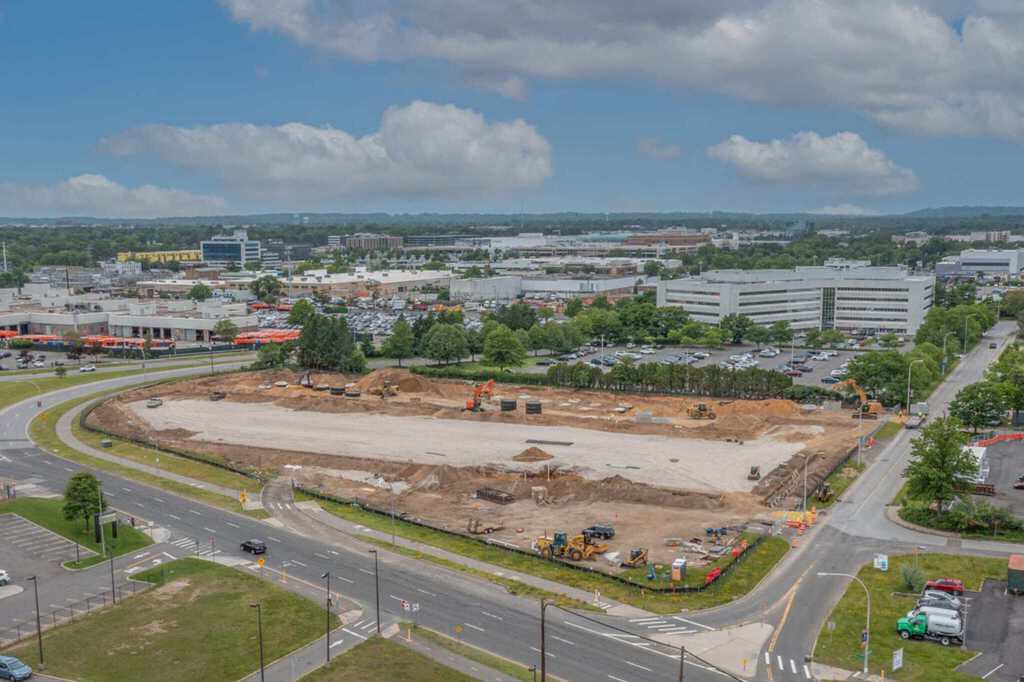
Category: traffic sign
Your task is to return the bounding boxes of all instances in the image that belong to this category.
[892,647,904,671]
[826,621,836,632]
[257,558,265,568]
[401,600,410,612]
[454,625,463,634]
[874,554,889,571]
[412,603,420,613]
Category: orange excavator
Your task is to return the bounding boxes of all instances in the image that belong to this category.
[465,379,496,411]
[831,378,884,419]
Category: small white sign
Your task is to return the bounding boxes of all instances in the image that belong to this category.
[892,647,904,672]
[873,554,889,571]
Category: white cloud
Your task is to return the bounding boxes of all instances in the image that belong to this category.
[635,137,683,161]
[707,131,919,196]
[100,101,552,201]
[808,203,880,216]
[221,0,1024,140]
[0,174,226,218]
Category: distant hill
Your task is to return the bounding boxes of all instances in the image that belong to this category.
[905,206,1024,218]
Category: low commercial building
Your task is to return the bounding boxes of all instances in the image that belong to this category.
[117,249,201,263]
[936,249,1024,278]
[344,234,403,251]
[451,274,641,302]
[622,231,711,252]
[657,261,934,335]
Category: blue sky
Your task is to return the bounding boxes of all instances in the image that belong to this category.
[2,1,1023,218]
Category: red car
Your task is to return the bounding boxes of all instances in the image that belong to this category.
[1013,480,1024,490]
[925,578,964,595]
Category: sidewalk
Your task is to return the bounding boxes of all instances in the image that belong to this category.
[56,399,238,499]
[264,478,638,615]
[399,630,523,682]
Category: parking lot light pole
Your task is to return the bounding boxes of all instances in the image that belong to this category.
[368,549,381,635]
[906,359,924,413]
[941,331,956,374]
[250,602,265,682]
[321,571,331,662]
[28,575,43,668]
[818,572,870,675]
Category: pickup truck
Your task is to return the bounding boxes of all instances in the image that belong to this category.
[897,612,963,646]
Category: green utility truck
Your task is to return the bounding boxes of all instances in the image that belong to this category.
[897,612,963,646]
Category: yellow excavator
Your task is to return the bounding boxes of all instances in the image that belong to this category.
[832,379,884,419]
[687,402,717,420]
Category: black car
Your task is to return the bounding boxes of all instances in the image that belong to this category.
[583,524,615,540]
[240,539,267,554]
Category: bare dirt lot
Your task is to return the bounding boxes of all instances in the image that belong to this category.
[88,369,870,567]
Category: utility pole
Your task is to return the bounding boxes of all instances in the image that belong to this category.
[321,571,331,662]
[250,603,265,682]
[97,486,106,557]
[540,599,550,681]
[28,576,43,668]
[369,549,381,635]
[678,644,685,681]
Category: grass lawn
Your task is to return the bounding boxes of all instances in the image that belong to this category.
[3,558,325,682]
[0,497,151,567]
[874,421,902,441]
[813,460,866,509]
[304,493,789,614]
[30,388,269,519]
[412,626,539,682]
[449,356,547,372]
[299,637,475,682]
[814,553,1008,681]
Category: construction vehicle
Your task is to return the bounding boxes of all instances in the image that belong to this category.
[814,482,833,502]
[465,379,496,411]
[897,612,963,646]
[466,517,504,535]
[535,532,608,561]
[747,466,761,481]
[687,402,717,420]
[368,379,398,398]
[620,548,649,568]
[831,379,884,419]
[299,370,314,388]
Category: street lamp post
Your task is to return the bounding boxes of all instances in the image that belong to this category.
[540,599,550,681]
[962,313,977,354]
[818,572,871,675]
[906,359,924,413]
[368,549,381,635]
[27,576,43,668]
[941,331,957,375]
[803,453,809,512]
[321,571,331,662]
[250,602,265,682]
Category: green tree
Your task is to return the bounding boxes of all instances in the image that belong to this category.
[288,299,316,326]
[819,329,847,347]
[904,417,975,513]
[249,275,284,303]
[490,302,538,331]
[252,342,286,369]
[949,382,1008,432]
[879,332,901,349]
[527,324,547,355]
[465,328,484,362]
[55,365,67,378]
[719,313,754,344]
[747,325,771,349]
[564,298,584,317]
[846,350,914,405]
[590,295,612,310]
[63,471,106,531]
[769,320,793,345]
[382,318,415,367]
[187,283,213,302]
[212,319,240,342]
[423,323,468,366]
[698,326,726,348]
[483,325,528,369]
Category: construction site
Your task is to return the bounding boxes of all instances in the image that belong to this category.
[87,368,876,574]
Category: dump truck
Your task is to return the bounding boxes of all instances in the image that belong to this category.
[1009,554,1024,595]
[897,612,963,646]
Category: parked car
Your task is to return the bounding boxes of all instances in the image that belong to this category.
[920,590,962,610]
[793,364,814,373]
[0,351,11,359]
[0,569,9,586]
[583,524,615,539]
[79,365,96,373]
[692,351,710,360]
[925,578,964,595]
[240,539,267,555]
[783,370,802,377]
[0,655,32,681]
[536,359,556,366]
[990,342,998,349]
[820,376,840,384]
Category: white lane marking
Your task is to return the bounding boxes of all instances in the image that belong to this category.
[353,620,367,628]
[982,664,1005,679]
[529,647,555,658]
[551,635,575,646]
[121,487,132,492]
[358,568,373,575]
[658,628,696,635]
[225,521,239,528]
[630,617,664,623]
[626,661,653,672]
[63,467,73,472]
[342,628,368,640]
[203,527,217,534]
[416,588,436,597]
[777,656,783,671]
[133,552,150,560]
[167,514,181,520]
[804,664,811,679]
[764,651,770,665]
[154,498,166,503]
[790,659,797,674]
[188,510,201,516]
[105,491,115,496]
[314,553,329,560]
[464,623,485,632]
[330,639,345,649]
[388,595,404,601]
[328,550,339,556]
[267,536,281,543]
[336,575,354,584]
[134,502,144,508]
[609,676,629,682]
[291,559,307,567]
[480,611,502,621]
[673,616,716,631]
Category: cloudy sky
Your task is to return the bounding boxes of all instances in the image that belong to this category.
[2,1,1024,217]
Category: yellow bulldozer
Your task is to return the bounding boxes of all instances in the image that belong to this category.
[535,532,609,561]
[687,402,717,420]
[620,548,649,568]
[368,379,398,398]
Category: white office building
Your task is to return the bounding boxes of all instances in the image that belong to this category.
[939,249,1024,277]
[201,229,262,266]
[657,261,934,335]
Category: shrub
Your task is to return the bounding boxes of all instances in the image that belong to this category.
[900,563,925,592]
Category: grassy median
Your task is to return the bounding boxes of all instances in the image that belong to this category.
[304,493,789,614]
[814,553,1007,681]
[3,558,324,681]
[0,497,151,568]
[300,637,476,682]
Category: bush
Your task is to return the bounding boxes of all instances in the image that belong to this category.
[782,385,837,403]
[9,338,32,349]
[900,563,925,592]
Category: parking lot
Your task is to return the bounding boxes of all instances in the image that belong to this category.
[528,342,863,387]
[958,580,1024,681]
[983,440,1024,517]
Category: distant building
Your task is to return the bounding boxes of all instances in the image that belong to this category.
[344,234,403,251]
[403,235,488,248]
[937,249,1024,278]
[658,261,934,335]
[451,275,641,303]
[622,232,710,252]
[117,249,201,263]
[944,230,1011,244]
[101,260,143,276]
[201,229,261,266]
[892,231,931,247]
[327,235,343,249]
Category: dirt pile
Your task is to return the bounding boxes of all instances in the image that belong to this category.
[356,369,438,394]
[512,447,554,462]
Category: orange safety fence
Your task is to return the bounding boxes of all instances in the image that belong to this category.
[975,433,1024,447]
